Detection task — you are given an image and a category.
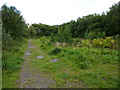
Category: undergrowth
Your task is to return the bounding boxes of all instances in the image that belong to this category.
[2,39,27,88]
[30,36,118,88]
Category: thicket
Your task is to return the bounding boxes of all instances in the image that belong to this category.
[2,1,120,73]
[30,1,120,43]
[51,25,72,43]
[73,36,118,49]
[2,5,29,72]
[1,2,119,87]
[32,37,118,87]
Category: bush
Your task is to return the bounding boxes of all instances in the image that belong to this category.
[84,31,106,39]
[81,39,92,47]
[2,51,24,72]
[49,47,62,55]
[73,38,82,47]
[72,50,92,70]
[51,26,72,43]
[92,36,115,48]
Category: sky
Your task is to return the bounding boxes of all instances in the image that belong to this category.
[0,0,119,25]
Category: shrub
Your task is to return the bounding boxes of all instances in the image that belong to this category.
[81,39,91,47]
[73,50,92,70]
[51,26,72,43]
[84,31,106,39]
[102,37,115,48]
[92,38,103,47]
[92,37,115,49]
[73,38,82,47]
[2,51,24,72]
[49,47,62,55]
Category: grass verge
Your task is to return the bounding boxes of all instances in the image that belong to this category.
[29,37,118,88]
[2,39,28,88]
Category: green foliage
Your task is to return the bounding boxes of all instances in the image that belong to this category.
[52,26,72,43]
[32,37,118,88]
[56,73,71,80]
[2,5,28,39]
[84,31,106,39]
[72,36,116,49]
[2,6,28,88]
[81,39,91,47]
[2,71,19,88]
[32,23,58,36]
[75,56,91,70]
[2,4,28,71]
[92,36,115,48]
[28,25,36,37]
[64,48,93,70]
[73,38,82,47]
[49,47,62,55]
[51,1,119,38]
[2,1,120,88]
[2,39,26,72]
[2,50,24,71]
[2,30,13,50]
[106,1,120,36]
[2,39,27,88]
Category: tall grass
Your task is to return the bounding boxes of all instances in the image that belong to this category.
[2,39,27,88]
[31,36,118,88]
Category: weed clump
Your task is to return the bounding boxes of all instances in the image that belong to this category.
[49,47,62,55]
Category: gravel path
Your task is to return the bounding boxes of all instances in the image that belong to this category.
[17,39,56,88]
[17,39,86,88]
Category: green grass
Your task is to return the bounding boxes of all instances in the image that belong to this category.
[3,37,118,88]
[2,71,19,88]
[29,37,118,88]
[2,39,28,88]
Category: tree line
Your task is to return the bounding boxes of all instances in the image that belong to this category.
[30,1,120,42]
[1,5,29,71]
[1,1,119,45]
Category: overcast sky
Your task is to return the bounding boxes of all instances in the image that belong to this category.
[0,0,119,25]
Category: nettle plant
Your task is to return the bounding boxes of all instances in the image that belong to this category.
[82,39,91,47]
[72,37,115,49]
[73,38,82,47]
[92,36,115,48]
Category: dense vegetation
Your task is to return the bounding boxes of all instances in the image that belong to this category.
[29,37,118,88]
[1,1,120,88]
[2,5,29,87]
[2,4,29,71]
[31,2,120,39]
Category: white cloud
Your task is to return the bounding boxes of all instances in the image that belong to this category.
[0,0,119,25]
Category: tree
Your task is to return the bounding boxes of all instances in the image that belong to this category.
[106,1,120,36]
[54,25,72,43]
[28,25,36,37]
[2,4,28,39]
[32,23,58,36]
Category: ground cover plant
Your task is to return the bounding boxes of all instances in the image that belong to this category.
[2,1,120,88]
[28,37,118,88]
